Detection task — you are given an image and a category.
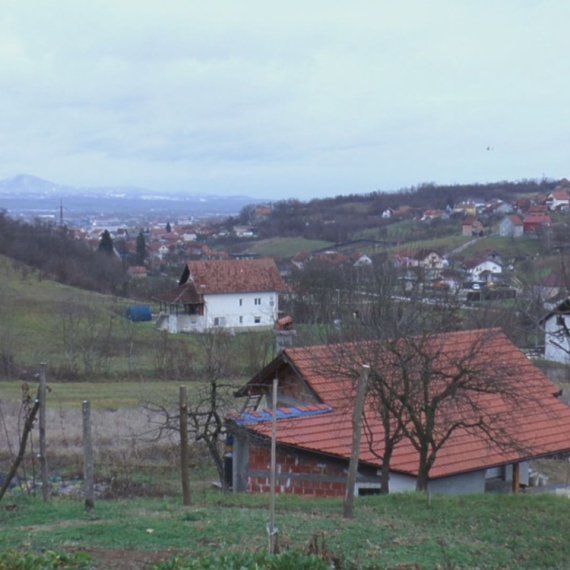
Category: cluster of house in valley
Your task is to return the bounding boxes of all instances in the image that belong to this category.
[382,180,570,238]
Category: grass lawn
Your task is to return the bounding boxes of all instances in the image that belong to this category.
[461,235,544,259]
[1,492,570,569]
[0,253,277,381]
[0,380,200,410]
[244,237,333,258]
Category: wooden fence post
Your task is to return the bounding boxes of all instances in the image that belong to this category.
[180,385,191,506]
[83,400,94,511]
[343,364,370,519]
[39,363,49,502]
[269,377,278,555]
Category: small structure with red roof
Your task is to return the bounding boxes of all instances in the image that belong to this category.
[523,213,552,234]
[462,216,484,237]
[228,329,570,495]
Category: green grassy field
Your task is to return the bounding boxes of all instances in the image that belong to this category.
[2,492,570,569]
[244,237,333,258]
[0,380,198,409]
[460,235,544,259]
[0,254,276,381]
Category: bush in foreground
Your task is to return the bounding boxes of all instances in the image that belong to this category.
[0,550,90,570]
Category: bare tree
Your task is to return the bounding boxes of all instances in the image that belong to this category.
[312,265,526,492]
[145,329,238,488]
[378,328,524,490]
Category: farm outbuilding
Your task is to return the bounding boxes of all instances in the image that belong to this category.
[228,329,570,496]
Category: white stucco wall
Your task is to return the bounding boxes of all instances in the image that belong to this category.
[204,291,279,330]
[470,260,502,276]
[499,218,523,238]
[388,462,529,495]
[389,472,417,492]
[544,314,570,363]
[428,470,486,494]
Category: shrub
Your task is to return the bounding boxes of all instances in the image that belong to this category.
[0,550,90,570]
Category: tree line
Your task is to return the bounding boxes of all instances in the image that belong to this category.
[231,178,558,243]
[0,211,127,295]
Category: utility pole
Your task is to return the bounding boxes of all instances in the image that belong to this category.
[180,385,191,506]
[343,364,370,519]
[39,363,49,502]
[83,400,94,511]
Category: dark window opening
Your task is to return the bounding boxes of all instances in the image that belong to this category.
[358,487,381,496]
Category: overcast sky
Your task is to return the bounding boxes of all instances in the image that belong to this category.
[1,1,568,199]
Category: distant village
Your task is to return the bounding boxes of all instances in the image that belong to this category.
[60,178,567,299]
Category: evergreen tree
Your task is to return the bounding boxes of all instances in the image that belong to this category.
[98,229,114,255]
[136,230,147,265]
[165,222,172,233]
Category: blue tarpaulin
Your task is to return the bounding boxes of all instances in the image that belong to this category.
[126,305,152,321]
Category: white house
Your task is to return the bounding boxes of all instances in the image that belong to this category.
[409,249,445,270]
[352,253,373,267]
[499,215,524,238]
[546,190,570,212]
[464,259,502,278]
[541,299,570,363]
[154,258,285,333]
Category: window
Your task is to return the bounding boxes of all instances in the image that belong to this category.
[214,317,226,326]
[254,298,261,305]
[254,316,261,324]
[239,298,243,306]
[239,316,243,324]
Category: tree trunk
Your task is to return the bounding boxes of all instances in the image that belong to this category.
[206,439,227,490]
[0,396,40,503]
[416,445,429,491]
[380,445,393,494]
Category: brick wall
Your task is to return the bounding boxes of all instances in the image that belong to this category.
[246,444,347,497]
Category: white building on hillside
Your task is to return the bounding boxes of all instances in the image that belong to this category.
[154,258,285,333]
[541,299,570,363]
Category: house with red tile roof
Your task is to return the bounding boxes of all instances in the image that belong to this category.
[463,258,502,278]
[546,189,570,211]
[127,266,147,278]
[462,216,484,237]
[228,329,570,495]
[154,258,285,333]
[523,213,551,234]
[291,251,311,270]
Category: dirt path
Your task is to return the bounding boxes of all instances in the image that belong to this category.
[75,548,185,569]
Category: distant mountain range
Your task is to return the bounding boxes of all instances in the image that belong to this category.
[0,174,268,218]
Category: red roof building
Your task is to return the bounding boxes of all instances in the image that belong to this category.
[156,258,285,333]
[229,329,570,495]
[523,213,551,234]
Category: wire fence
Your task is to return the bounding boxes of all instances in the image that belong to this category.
[0,381,225,504]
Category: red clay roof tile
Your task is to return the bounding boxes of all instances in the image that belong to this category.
[183,258,285,294]
[236,329,570,479]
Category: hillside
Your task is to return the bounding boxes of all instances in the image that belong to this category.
[0,254,149,378]
[0,254,275,381]
[238,178,559,244]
